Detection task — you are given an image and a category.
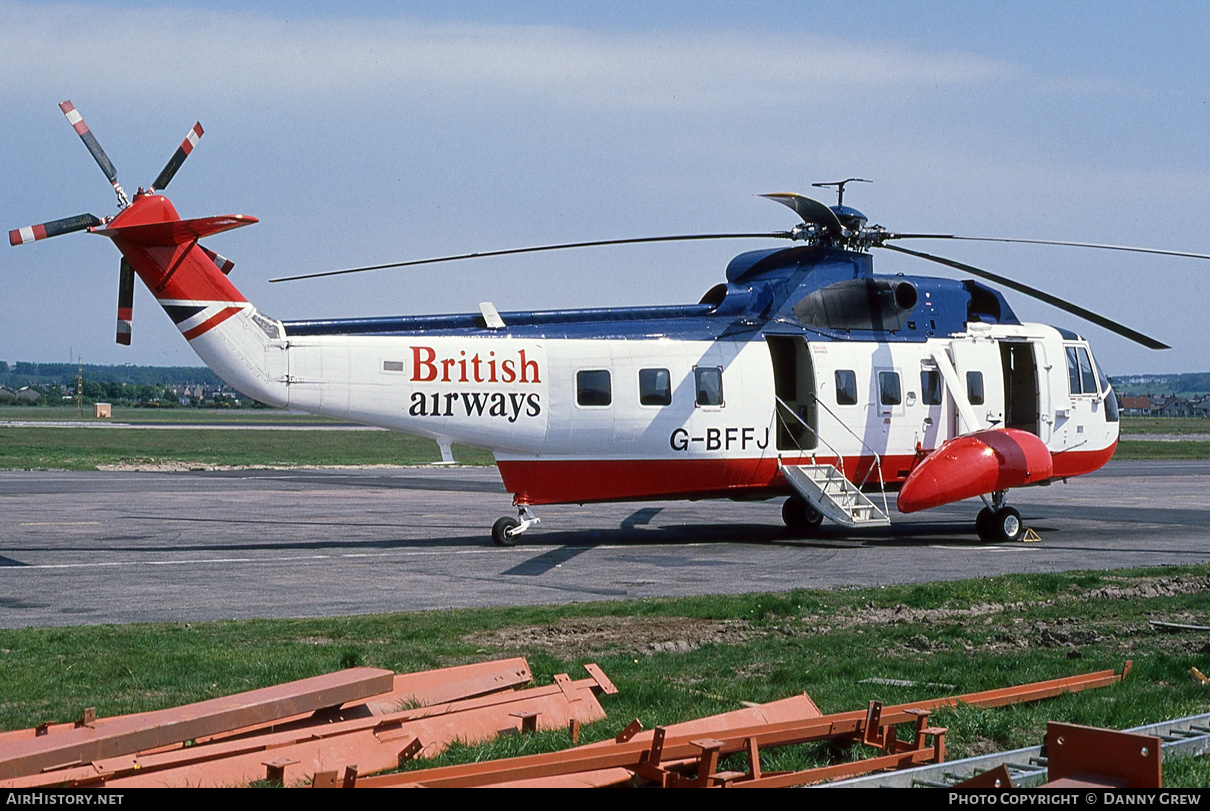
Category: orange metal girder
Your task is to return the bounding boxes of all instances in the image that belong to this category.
[362,657,534,714]
[362,664,1128,788]
[0,668,394,781]
[104,674,608,788]
[1043,722,1162,789]
[1,669,612,789]
[491,693,823,788]
[0,658,534,755]
[190,657,538,744]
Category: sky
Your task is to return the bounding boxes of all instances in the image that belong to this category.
[2,1,1208,376]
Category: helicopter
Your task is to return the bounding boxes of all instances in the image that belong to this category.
[12,102,1210,546]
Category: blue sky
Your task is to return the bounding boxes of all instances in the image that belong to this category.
[3,1,1208,375]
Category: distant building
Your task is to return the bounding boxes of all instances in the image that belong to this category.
[1120,396,1152,416]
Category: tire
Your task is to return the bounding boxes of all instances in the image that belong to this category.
[975,507,995,541]
[782,497,824,533]
[980,506,1023,543]
[492,516,521,547]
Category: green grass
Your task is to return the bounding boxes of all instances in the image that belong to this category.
[0,426,494,468]
[1121,418,1210,435]
[0,405,355,424]
[1115,441,1210,459]
[2,565,1210,785]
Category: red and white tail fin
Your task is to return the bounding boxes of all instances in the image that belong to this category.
[95,196,256,341]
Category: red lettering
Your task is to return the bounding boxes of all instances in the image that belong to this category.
[412,346,539,385]
[411,346,437,382]
[519,349,540,384]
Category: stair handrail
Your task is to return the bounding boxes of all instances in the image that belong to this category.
[774,394,890,520]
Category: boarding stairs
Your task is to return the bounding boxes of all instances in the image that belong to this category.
[774,395,891,529]
[781,462,890,528]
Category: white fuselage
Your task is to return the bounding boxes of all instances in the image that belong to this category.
[189,305,1119,506]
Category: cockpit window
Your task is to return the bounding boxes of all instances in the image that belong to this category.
[1066,345,1101,396]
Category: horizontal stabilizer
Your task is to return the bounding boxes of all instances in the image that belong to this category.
[95,214,257,246]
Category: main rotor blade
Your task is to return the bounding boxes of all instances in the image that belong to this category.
[59,101,128,207]
[116,259,135,346]
[270,232,794,283]
[881,243,1170,350]
[9,213,103,246]
[885,233,1210,262]
[760,193,843,237]
[152,123,204,191]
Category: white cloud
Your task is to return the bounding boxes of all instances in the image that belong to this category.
[1,2,1020,110]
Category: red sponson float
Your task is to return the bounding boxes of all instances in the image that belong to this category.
[897,428,1053,513]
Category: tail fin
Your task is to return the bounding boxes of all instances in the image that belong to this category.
[96,194,256,341]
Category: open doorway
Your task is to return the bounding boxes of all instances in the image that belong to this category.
[767,336,818,451]
[1000,341,1040,434]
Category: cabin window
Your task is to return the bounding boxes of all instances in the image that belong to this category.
[576,370,612,407]
[879,371,902,406]
[639,368,672,406]
[967,371,985,406]
[835,370,858,405]
[921,370,942,406]
[694,366,724,407]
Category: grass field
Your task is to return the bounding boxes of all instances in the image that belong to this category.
[2,564,1209,785]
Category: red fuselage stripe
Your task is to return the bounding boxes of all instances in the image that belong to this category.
[497,444,1117,507]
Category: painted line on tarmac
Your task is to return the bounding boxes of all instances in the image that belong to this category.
[0,548,509,571]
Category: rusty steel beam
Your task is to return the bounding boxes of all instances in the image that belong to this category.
[734,746,939,788]
[0,658,534,752]
[492,694,823,788]
[104,673,609,788]
[2,668,613,789]
[0,668,394,781]
[362,658,534,715]
[361,664,1129,788]
[1043,722,1162,789]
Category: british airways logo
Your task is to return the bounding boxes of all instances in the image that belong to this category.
[407,345,543,423]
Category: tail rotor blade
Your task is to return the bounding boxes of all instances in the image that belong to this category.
[152,123,204,191]
[59,101,129,207]
[200,244,235,275]
[9,213,102,246]
[116,259,135,345]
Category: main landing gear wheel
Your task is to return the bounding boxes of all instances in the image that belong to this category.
[782,496,824,534]
[976,506,1023,543]
[492,516,520,546]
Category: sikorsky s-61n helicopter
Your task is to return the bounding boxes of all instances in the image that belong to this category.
[13,103,1210,546]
